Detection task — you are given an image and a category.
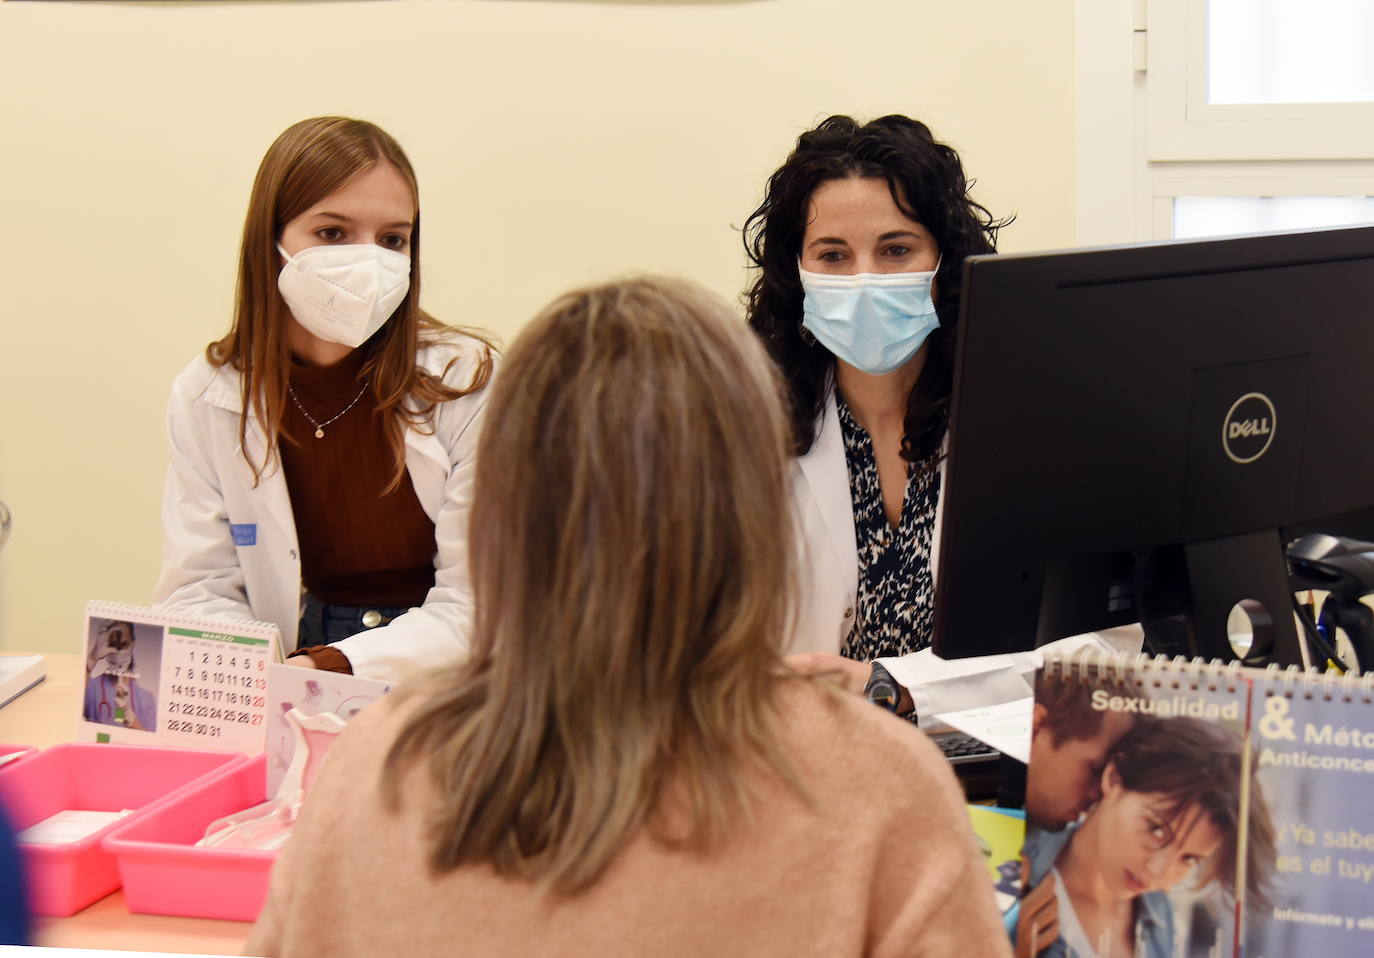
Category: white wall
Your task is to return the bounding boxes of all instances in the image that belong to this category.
[0,0,1077,654]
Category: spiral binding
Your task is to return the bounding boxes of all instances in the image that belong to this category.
[1043,646,1224,693]
[1043,644,1374,705]
[86,599,279,642]
[1256,660,1374,704]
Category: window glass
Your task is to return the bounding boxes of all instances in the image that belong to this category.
[1172,196,1374,239]
[1209,0,1374,104]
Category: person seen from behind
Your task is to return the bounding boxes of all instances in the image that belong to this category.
[246,276,1011,958]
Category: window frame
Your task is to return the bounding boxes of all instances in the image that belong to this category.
[1149,163,1374,237]
[1146,0,1374,161]
[1077,0,1374,244]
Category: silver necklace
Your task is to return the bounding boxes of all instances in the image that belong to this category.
[288,381,369,439]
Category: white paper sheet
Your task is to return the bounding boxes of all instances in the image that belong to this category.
[17,809,132,845]
[876,631,1141,732]
[931,697,1033,763]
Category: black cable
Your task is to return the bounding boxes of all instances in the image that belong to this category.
[1292,595,1350,673]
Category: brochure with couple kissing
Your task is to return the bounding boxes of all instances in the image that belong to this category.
[1015,648,1374,958]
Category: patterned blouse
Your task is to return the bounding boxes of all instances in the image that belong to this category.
[836,394,942,662]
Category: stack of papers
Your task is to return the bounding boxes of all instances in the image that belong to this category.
[877,631,1144,758]
[16,809,132,845]
[0,653,45,709]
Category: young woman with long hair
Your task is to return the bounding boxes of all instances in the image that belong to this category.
[744,114,1007,704]
[245,276,1010,958]
[154,117,494,680]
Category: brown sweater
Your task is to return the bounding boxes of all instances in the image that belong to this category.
[280,349,436,607]
[245,680,1012,958]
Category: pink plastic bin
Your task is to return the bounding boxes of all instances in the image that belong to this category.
[0,743,245,916]
[0,744,36,769]
[104,753,276,922]
[0,744,38,831]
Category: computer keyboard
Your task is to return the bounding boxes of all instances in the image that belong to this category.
[931,731,1000,766]
[932,731,1004,800]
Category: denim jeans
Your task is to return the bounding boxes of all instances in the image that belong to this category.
[298,593,412,647]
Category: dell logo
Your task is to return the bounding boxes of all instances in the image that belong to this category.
[1228,419,1270,439]
[1223,392,1277,464]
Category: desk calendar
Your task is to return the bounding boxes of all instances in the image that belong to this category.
[78,600,282,754]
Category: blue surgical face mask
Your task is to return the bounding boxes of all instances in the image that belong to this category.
[799,262,940,375]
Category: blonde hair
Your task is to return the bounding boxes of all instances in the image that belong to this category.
[385,276,801,892]
[208,116,494,489]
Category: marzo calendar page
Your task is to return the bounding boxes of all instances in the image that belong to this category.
[78,600,281,754]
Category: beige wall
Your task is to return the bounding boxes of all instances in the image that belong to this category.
[0,0,1076,655]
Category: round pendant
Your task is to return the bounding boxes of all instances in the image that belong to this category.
[314,428,325,439]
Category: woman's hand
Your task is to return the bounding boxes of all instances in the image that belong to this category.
[785,653,916,715]
[785,652,871,695]
[1015,865,1060,958]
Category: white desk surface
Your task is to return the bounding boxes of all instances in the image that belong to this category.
[0,652,251,955]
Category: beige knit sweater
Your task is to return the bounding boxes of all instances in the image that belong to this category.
[245,679,1012,958]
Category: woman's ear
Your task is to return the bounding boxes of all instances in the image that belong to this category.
[1101,759,1122,797]
[1028,704,1052,764]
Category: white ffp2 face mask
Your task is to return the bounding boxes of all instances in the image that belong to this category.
[277,243,411,349]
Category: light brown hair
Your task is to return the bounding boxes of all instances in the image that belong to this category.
[208,116,494,488]
[385,276,801,892]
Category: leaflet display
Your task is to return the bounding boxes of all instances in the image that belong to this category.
[1011,648,1374,957]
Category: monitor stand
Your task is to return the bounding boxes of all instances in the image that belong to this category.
[1135,530,1306,666]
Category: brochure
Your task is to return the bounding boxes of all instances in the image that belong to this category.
[1011,649,1300,957]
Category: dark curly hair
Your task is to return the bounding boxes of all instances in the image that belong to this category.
[743,115,1008,462]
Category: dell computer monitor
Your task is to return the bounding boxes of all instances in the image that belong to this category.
[932,225,1374,666]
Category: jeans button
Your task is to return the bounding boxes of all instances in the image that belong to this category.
[361,610,382,628]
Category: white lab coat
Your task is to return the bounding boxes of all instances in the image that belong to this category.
[153,336,490,683]
[788,392,946,656]
[792,395,1124,726]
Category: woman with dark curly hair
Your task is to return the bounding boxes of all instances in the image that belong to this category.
[744,115,1006,701]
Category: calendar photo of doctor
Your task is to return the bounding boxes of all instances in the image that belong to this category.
[82,618,159,732]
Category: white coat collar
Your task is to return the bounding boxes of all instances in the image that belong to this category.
[196,355,452,521]
[200,363,244,414]
[796,390,859,589]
